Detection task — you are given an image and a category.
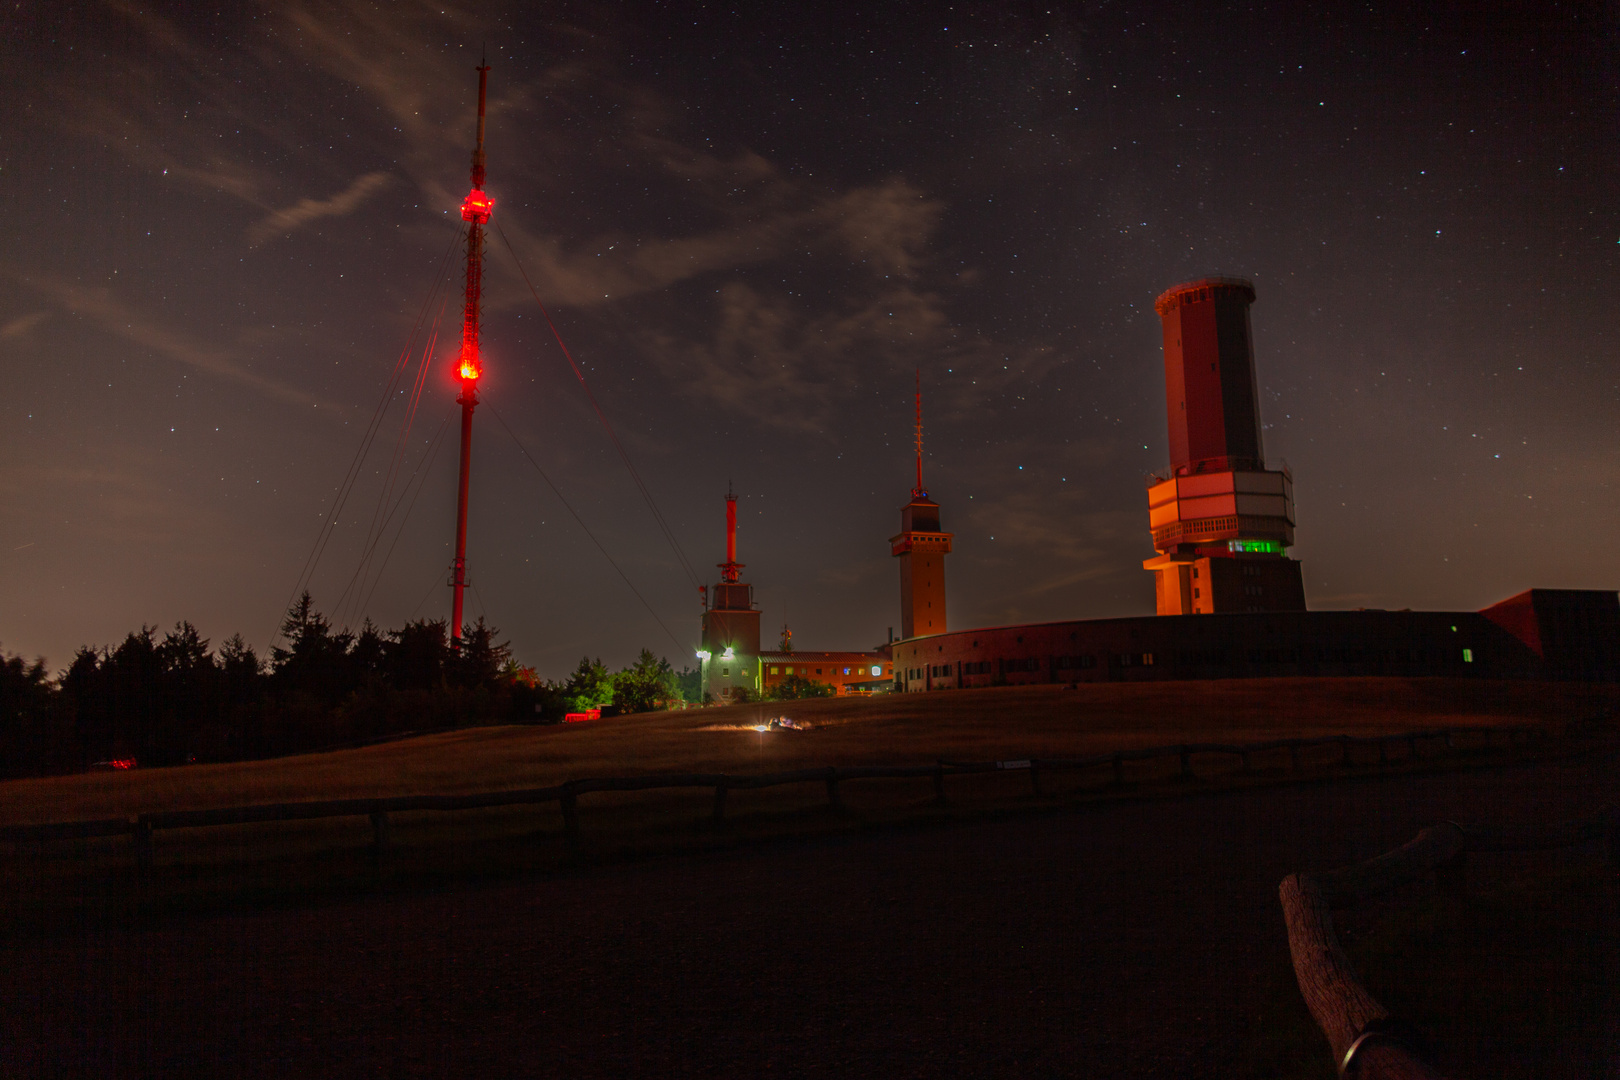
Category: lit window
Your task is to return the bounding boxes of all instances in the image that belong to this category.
[1462,649,1473,663]
[786,666,793,674]
[871,665,881,676]
[770,666,779,675]
[721,667,729,676]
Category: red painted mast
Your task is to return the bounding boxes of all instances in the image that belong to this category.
[451,60,493,648]
[912,368,925,498]
[719,484,742,584]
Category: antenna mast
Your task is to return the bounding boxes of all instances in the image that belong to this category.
[912,368,925,498]
[451,59,493,648]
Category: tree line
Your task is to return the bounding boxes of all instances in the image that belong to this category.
[0,593,697,779]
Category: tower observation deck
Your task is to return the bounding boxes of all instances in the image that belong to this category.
[1144,278,1306,614]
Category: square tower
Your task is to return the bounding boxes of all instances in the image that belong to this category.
[698,492,761,701]
[891,495,952,639]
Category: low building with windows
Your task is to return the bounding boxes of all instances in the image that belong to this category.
[891,590,1620,691]
[759,651,892,696]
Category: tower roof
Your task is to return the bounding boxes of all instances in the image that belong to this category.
[1154,276,1255,316]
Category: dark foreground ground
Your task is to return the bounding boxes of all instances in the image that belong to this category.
[4,754,1615,1079]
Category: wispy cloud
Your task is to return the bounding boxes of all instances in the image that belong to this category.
[0,312,50,339]
[14,275,332,411]
[246,172,395,246]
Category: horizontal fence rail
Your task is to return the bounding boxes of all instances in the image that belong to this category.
[0,724,1558,868]
[1280,808,1620,1078]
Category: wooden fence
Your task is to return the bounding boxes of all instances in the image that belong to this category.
[1280,809,1620,1078]
[1,724,1548,869]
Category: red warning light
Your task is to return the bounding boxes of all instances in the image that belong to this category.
[461,188,493,223]
[458,347,482,382]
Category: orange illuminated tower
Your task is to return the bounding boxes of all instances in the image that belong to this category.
[698,488,761,701]
[1143,278,1305,614]
[891,372,952,639]
[450,60,494,648]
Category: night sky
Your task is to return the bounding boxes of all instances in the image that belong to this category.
[3,2,1617,677]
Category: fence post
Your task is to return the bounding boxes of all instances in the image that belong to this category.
[560,787,581,852]
[1113,752,1124,786]
[933,763,946,804]
[712,781,729,824]
[369,810,390,853]
[131,816,153,872]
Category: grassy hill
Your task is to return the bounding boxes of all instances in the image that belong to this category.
[4,678,1614,826]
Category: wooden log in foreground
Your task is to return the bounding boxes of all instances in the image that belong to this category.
[1279,871,1391,1063]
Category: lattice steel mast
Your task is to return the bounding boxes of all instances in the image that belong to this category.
[451,60,493,648]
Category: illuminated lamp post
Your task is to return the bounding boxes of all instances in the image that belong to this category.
[451,61,493,649]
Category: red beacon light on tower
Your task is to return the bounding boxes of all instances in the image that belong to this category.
[461,188,493,224]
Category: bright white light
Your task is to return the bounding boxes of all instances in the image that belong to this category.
[753,724,769,732]
[696,650,711,660]
[870,665,881,676]
[723,646,735,658]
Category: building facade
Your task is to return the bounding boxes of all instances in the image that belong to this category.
[759,650,892,696]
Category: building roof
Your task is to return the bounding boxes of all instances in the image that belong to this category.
[759,650,885,664]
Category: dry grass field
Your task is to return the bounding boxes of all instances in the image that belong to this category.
[3,677,1614,827]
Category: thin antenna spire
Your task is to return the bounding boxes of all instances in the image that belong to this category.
[470,58,490,190]
[912,368,925,498]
